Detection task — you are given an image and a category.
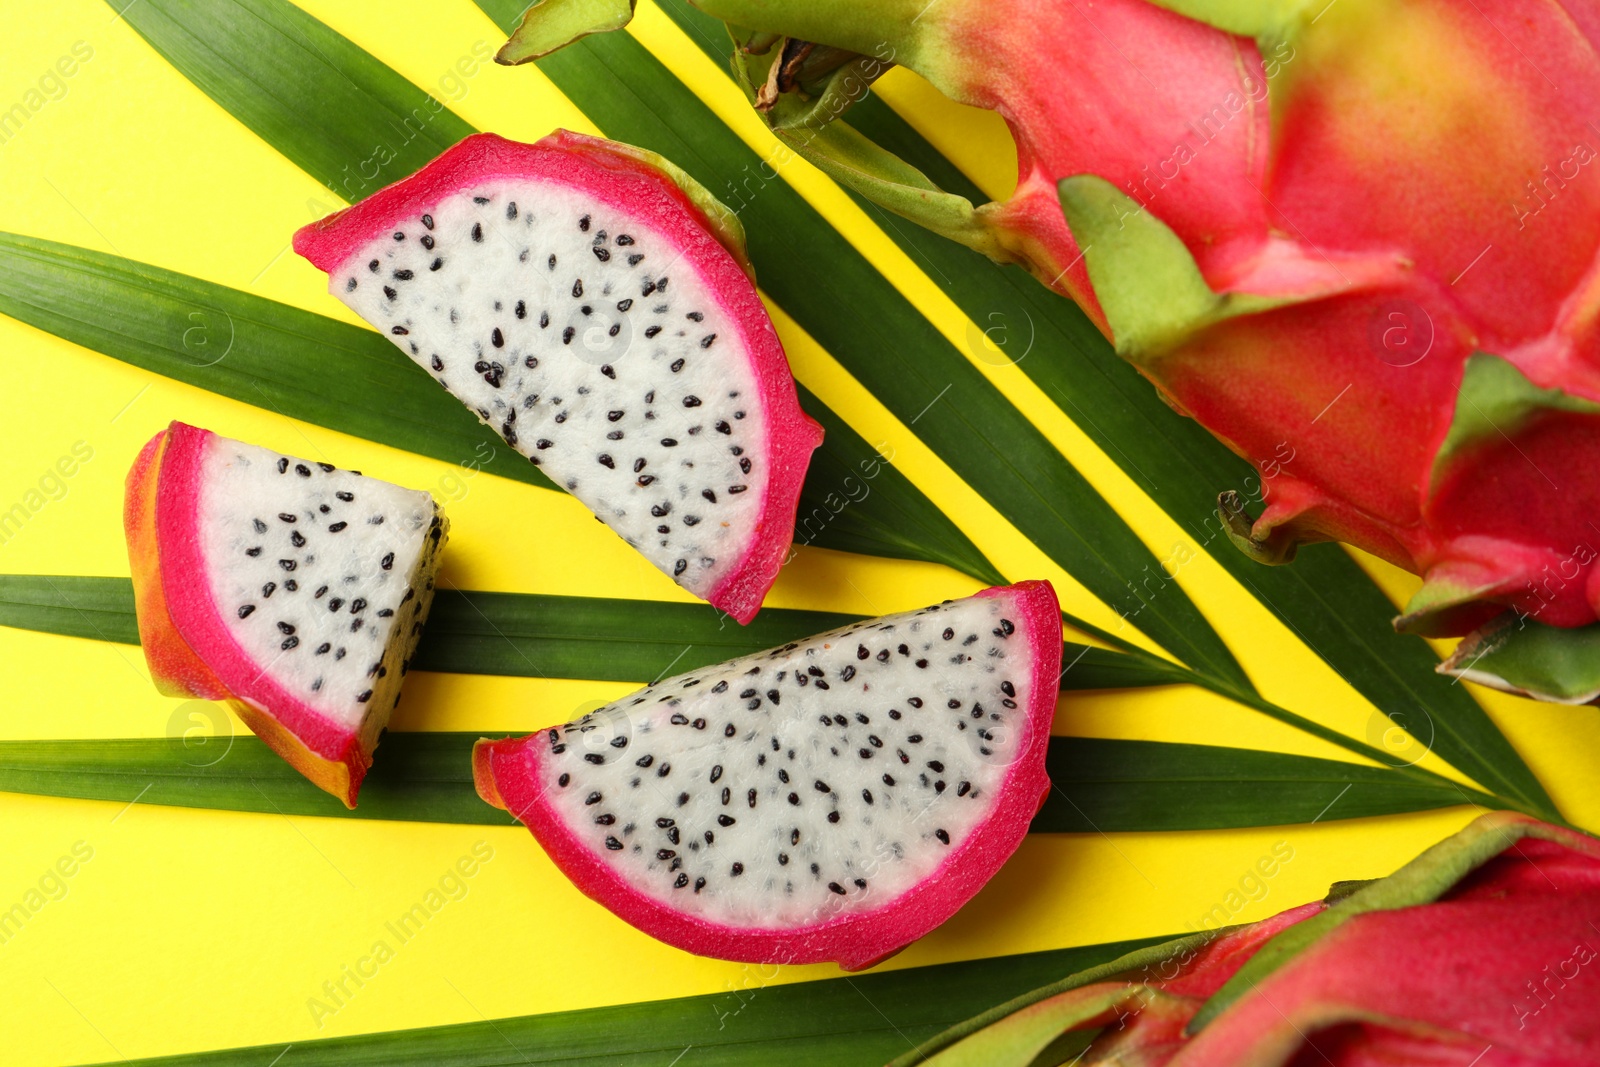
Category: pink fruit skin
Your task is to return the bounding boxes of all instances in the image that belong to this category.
[294,130,823,625]
[474,579,1062,970]
[687,0,1600,635]
[127,421,373,807]
[125,428,229,702]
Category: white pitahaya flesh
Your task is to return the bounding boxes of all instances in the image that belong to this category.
[124,420,447,807]
[474,581,1061,969]
[294,131,823,625]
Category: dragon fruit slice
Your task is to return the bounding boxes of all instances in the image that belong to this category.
[124,421,447,806]
[908,812,1600,1065]
[474,580,1061,969]
[524,0,1600,695]
[294,131,822,625]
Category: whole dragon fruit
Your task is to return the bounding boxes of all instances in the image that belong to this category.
[900,812,1600,1066]
[500,0,1600,698]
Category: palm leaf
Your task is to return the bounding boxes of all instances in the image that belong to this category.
[111,0,1250,693]
[0,232,998,582]
[646,0,1558,821]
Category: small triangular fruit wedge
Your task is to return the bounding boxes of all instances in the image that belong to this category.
[475,580,1061,969]
[294,131,823,624]
[125,421,448,806]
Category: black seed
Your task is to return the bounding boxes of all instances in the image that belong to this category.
[237,604,256,619]
[351,599,367,614]
[391,325,409,335]
[380,552,395,571]
[877,649,890,663]
[328,598,343,612]
[644,325,661,339]
[537,439,553,450]
[605,836,623,851]
[909,697,923,708]
[315,643,330,655]
[651,503,671,517]
[290,531,306,548]
[245,547,262,558]
[814,780,831,794]
[935,829,951,844]
[276,621,295,635]
[335,491,354,502]
[572,278,585,299]
[827,811,841,823]
[356,689,372,702]
[491,327,504,348]
[670,358,685,372]
[469,222,483,242]
[700,334,717,348]
[682,395,701,408]
[278,559,296,571]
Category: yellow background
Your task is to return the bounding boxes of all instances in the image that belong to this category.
[0,1,1596,1063]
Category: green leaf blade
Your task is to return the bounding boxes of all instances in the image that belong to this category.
[0,730,1467,831]
[0,734,512,825]
[87,932,1175,1066]
[1034,739,1470,833]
